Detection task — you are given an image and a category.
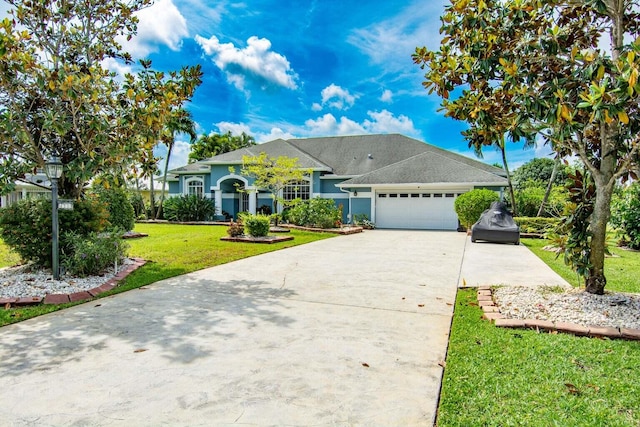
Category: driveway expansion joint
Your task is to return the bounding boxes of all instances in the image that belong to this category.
[477,287,640,341]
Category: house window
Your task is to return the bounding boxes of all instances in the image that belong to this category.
[186,178,204,196]
[283,180,310,201]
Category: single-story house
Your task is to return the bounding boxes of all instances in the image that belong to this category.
[0,173,52,208]
[167,134,508,230]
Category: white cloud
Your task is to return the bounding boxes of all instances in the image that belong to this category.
[363,110,416,135]
[215,122,295,143]
[101,58,134,80]
[216,121,252,136]
[380,89,393,103]
[305,114,365,136]
[319,84,357,110]
[195,35,299,90]
[348,1,446,69]
[255,127,296,143]
[119,0,189,58]
[311,102,323,112]
[167,140,193,170]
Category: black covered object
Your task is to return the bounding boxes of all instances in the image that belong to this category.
[471,202,520,244]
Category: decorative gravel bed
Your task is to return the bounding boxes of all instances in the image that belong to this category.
[0,258,135,299]
[493,285,640,330]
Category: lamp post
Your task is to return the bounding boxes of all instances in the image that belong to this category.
[44,156,63,280]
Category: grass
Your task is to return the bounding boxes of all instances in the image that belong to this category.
[437,288,640,427]
[0,223,334,327]
[0,243,20,269]
[522,238,640,294]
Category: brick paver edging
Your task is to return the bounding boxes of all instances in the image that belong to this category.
[477,287,640,341]
[0,258,147,308]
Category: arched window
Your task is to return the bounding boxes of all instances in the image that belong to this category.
[283,180,310,201]
[185,177,204,197]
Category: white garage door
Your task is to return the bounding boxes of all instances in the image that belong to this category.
[375,192,460,230]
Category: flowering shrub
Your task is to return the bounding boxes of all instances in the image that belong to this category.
[63,230,129,277]
[287,198,341,229]
[227,221,245,237]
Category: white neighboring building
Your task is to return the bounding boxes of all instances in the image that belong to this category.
[0,173,52,208]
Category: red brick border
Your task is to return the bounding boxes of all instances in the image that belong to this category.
[2,258,147,309]
[477,286,640,341]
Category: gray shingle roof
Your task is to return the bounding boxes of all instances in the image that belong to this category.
[169,134,507,186]
[339,151,509,186]
[288,134,506,177]
[171,139,331,173]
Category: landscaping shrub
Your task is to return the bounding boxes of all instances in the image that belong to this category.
[513,217,560,234]
[610,182,640,249]
[92,186,135,231]
[162,195,215,222]
[0,198,108,267]
[353,213,375,229]
[514,185,567,217]
[243,214,270,237]
[128,191,146,219]
[454,189,500,229]
[287,198,341,228]
[62,230,129,277]
[257,204,272,215]
[227,221,245,237]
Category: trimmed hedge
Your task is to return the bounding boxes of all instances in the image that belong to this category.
[243,214,270,237]
[455,189,500,228]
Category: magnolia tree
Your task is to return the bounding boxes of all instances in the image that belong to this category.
[414,0,640,294]
[0,0,201,199]
[232,153,310,226]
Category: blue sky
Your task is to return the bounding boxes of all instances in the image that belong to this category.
[3,0,550,172]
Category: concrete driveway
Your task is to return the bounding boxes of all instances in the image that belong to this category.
[0,230,565,426]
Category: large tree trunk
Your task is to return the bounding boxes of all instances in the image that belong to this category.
[585,7,625,295]
[500,142,518,216]
[586,180,614,294]
[585,122,618,294]
[537,156,560,217]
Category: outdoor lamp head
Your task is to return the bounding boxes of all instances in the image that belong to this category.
[45,156,63,179]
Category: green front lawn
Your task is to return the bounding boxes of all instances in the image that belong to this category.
[438,289,640,426]
[0,244,20,269]
[438,239,640,426]
[0,223,334,327]
[523,238,640,294]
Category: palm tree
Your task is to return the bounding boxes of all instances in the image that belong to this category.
[157,108,197,219]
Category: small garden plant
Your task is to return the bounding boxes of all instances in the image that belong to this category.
[63,230,129,277]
